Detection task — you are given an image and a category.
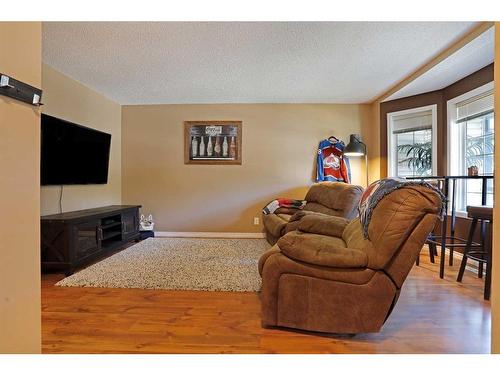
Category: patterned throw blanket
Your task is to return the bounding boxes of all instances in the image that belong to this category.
[358,178,446,239]
[262,198,307,215]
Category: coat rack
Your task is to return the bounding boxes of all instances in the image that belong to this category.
[0,73,43,106]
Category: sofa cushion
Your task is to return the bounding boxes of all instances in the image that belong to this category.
[277,231,368,268]
[304,182,363,219]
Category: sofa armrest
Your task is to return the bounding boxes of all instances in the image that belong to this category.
[274,207,300,215]
[258,245,281,276]
[289,210,330,222]
[277,232,368,268]
[297,215,350,238]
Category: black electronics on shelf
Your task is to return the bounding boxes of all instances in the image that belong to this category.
[0,73,43,106]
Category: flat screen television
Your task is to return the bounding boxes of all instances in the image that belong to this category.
[41,114,111,185]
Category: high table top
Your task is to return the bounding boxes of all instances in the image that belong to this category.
[406,175,493,180]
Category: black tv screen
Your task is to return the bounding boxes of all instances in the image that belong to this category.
[41,114,111,185]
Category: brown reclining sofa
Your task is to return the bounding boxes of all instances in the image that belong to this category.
[262,182,363,245]
[259,184,442,334]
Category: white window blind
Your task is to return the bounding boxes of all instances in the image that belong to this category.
[456,90,494,123]
[392,110,433,134]
[448,85,495,213]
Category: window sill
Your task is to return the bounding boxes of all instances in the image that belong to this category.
[447,210,468,219]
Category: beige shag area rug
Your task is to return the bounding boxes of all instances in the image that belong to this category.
[56,237,269,292]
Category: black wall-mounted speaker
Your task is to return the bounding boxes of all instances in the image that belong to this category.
[0,73,43,106]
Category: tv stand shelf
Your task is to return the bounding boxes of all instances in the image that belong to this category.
[101,222,122,230]
[41,205,141,275]
[102,231,122,241]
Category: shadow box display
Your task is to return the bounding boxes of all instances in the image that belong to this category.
[184,121,242,165]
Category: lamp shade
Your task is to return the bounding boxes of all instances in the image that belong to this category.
[344,134,366,156]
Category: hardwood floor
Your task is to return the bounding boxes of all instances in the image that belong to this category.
[41,250,491,354]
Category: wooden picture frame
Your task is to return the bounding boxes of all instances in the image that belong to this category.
[184,121,242,165]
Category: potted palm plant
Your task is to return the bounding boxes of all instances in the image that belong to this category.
[397,141,432,176]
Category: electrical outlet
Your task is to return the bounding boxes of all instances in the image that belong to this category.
[253,217,260,225]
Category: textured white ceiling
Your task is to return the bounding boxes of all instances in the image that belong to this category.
[385,27,494,101]
[42,22,478,105]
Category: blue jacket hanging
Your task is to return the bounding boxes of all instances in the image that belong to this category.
[316,138,351,183]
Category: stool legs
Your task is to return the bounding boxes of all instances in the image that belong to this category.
[485,259,492,300]
[457,218,478,283]
[416,241,436,266]
[456,217,492,301]
[429,242,436,263]
[484,225,492,301]
[478,222,486,278]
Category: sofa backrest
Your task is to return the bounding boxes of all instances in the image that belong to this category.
[343,185,442,288]
[304,182,363,219]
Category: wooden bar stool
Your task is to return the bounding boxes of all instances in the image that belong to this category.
[456,205,493,300]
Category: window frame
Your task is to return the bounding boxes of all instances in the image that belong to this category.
[387,104,438,178]
[446,81,494,217]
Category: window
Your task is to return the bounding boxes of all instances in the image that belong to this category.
[448,82,494,213]
[387,105,437,178]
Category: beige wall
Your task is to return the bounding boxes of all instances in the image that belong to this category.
[492,22,499,354]
[0,22,42,353]
[40,64,122,215]
[122,104,370,233]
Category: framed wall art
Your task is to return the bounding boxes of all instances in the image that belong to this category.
[184,121,242,165]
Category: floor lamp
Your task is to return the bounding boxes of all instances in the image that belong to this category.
[344,134,369,187]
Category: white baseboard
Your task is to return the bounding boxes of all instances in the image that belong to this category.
[155,231,266,239]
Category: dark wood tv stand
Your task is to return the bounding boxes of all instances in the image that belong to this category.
[41,205,141,275]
